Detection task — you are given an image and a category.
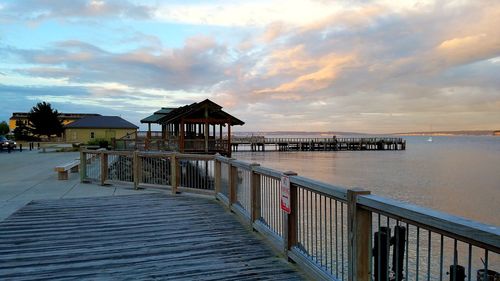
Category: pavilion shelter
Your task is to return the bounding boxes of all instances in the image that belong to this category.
[141,99,244,156]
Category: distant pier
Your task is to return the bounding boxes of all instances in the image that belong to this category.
[231,136,406,152]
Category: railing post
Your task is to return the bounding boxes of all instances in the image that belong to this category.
[283,171,298,256]
[80,149,87,183]
[133,151,139,189]
[347,188,372,281]
[228,161,237,207]
[214,155,221,196]
[170,153,178,194]
[250,163,261,223]
[100,151,108,186]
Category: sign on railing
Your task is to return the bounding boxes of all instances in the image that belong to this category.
[280,175,291,214]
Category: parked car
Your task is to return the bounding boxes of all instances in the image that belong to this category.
[0,136,16,150]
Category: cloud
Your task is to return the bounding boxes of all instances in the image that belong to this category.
[3,35,232,91]
[1,0,500,132]
[154,0,346,27]
[0,0,153,22]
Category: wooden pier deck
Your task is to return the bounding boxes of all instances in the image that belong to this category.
[0,194,305,280]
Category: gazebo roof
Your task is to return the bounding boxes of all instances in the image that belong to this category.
[140,108,175,124]
[157,99,244,126]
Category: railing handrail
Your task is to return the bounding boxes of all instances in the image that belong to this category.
[357,194,500,252]
[253,165,284,180]
[290,176,348,202]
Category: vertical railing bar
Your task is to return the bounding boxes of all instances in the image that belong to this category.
[439,234,444,281]
[386,216,390,281]
[378,213,381,281]
[269,179,279,234]
[278,179,282,235]
[314,192,318,262]
[427,230,431,281]
[262,176,271,225]
[325,197,333,274]
[405,223,409,281]
[341,202,344,281]
[273,177,277,234]
[302,188,306,252]
[453,239,457,281]
[277,178,280,235]
[395,220,400,281]
[416,226,420,281]
[269,177,272,230]
[262,176,266,225]
[320,194,323,267]
[467,244,472,281]
[297,187,301,249]
[307,190,313,258]
[267,177,270,229]
[335,199,339,278]
[483,249,488,281]
[329,197,333,275]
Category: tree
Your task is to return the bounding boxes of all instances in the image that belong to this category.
[0,121,9,135]
[28,102,64,138]
[13,120,33,141]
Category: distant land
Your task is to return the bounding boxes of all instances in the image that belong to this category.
[396,130,498,136]
[234,130,499,136]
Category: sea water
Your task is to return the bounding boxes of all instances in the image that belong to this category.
[234,135,500,226]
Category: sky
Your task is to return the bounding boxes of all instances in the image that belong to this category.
[0,0,499,133]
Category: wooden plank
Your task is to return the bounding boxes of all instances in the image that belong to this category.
[357,194,500,253]
[347,189,371,281]
[0,194,305,280]
[250,165,261,222]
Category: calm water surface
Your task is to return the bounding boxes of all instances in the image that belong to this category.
[234,136,500,226]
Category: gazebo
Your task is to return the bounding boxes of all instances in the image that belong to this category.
[141,99,244,156]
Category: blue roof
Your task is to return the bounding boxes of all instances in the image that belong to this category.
[65,116,138,129]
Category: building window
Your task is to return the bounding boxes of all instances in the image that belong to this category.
[90,132,95,139]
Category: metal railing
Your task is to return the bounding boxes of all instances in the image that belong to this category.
[80,149,215,195]
[211,155,498,281]
[78,149,499,281]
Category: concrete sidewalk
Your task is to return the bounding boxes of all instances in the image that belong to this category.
[0,150,161,221]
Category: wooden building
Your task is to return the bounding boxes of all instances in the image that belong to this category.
[141,99,244,156]
[65,116,138,144]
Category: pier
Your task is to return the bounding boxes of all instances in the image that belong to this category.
[0,149,498,281]
[231,137,406,152]
[0,194,303,280]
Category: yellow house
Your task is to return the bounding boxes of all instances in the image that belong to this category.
[9,112,101,131]
[65,116,138,143]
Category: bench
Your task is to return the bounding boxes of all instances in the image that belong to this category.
[54,160,80,180]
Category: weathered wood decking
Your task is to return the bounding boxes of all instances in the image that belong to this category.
[0,194,305,280]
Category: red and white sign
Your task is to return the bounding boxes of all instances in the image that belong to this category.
[280,175,291,214]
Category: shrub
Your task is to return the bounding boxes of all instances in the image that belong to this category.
[87,138,108,147]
